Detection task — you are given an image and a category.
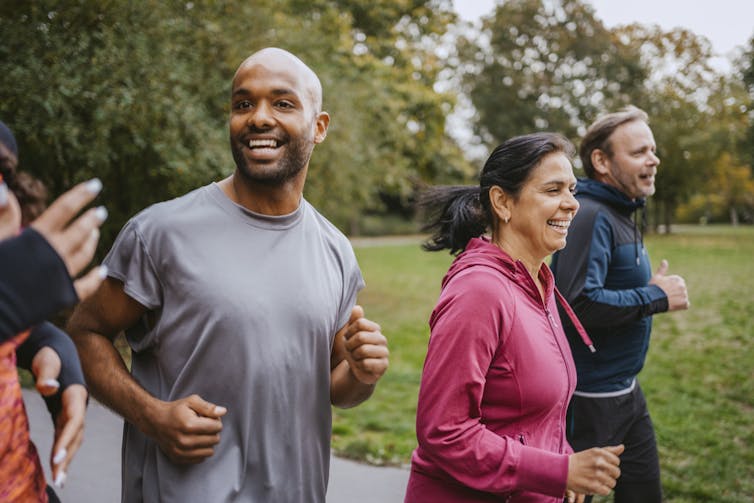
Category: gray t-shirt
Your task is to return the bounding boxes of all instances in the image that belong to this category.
[104,183,364,503]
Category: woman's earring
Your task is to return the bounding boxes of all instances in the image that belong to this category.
[504,216,510,224]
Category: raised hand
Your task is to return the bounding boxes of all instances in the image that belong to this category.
[649,259,689,311]
[30,178,108,300]
[341,305,389,385]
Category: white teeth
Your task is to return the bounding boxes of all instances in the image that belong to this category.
[548,220,570,229]
[248,139,277,148]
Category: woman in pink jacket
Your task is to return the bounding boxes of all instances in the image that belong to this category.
[406,133,623,503]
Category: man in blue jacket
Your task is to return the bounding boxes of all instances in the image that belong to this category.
[551,106,689,503]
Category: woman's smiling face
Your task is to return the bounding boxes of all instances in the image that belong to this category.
[501,152,580,263]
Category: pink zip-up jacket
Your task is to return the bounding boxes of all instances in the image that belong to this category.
[405,237,580,502]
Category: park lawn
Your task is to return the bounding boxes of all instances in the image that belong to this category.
[335,226,754,502]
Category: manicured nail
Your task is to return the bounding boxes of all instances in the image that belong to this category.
[94,206,108,221]
[53,448,67,465]
[214,406,227,415]
[85,178,103,194]
[0,182,7,207]
[53,471,67,488]
[97,265,109,279]
[39,378,60,391]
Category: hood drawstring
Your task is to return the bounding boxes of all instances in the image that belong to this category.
[554,287,596,353]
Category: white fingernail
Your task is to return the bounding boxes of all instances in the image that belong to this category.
[53,471,67,488]
[94,206,108,221]
[214,406,227,415]
[53,448,67,465]
[98,264,109,279]
[0,183,7,207]
[40,378,60,389]
[85,178,103,194]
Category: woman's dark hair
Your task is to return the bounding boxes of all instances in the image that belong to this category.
[0,133,49,226]
[420,132,574,255]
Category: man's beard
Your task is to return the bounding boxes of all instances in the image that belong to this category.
[231,134,313,186]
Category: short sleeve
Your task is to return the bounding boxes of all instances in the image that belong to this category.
[336,244,365,331]
[103,218,163,311]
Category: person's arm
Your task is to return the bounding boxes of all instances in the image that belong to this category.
[0,228,79,338]
[16,322,86,417]
[560,212,668,328]
[67,278,226,464]
[16,322,88,488]
[0,179,106,339]
[330,305,389,408]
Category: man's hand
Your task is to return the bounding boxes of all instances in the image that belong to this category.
[50,384,87,489]
[30,178,108,300]
[145,394,227,464]
[567,445,624,497]
[649,259,689,311]
[342,305,389,385]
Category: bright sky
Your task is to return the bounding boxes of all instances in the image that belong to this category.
[454,0,754,66]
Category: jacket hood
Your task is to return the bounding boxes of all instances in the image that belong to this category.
[444,237,596,353]
[443,237,549,303]
[576,178,645,214]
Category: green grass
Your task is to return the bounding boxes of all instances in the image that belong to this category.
[334,226,754,502]
[331,243,453,466]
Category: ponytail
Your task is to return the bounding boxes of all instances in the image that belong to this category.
[418,185,487,255]
[419,132,574,255]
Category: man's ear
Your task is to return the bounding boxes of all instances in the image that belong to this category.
[313,111,330,144]
[489,185,511,223]
[591,148,610,176]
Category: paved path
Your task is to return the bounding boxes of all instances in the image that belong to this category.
[24,389,409,502]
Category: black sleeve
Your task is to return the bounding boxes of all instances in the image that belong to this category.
[16,321,86,420]
[0,228,78,340]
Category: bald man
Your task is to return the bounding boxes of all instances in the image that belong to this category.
[68,48,389,503]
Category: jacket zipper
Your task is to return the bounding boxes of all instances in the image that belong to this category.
[520,264,573,453]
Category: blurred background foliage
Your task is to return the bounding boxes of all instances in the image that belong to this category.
[1,0,753,248]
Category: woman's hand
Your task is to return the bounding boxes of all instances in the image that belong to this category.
[30,178,108,300]
[567,445,624,497]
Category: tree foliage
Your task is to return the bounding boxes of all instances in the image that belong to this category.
[460,0,754,229]
[0,0,471,243]
[2,0,752,241]
[613,24,723,229]
[743,35,754,168]
[459,0,645,144]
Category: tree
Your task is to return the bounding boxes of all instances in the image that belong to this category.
[0,0,471,242]
[709,154,754,224]
[0,0,260,246]
[615,24,725,231]
[304,0,473,232]
[459,0,645,147]
[742,35,754,168]
[677,69,754,224]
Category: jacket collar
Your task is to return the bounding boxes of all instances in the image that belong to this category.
[576,178,645,215]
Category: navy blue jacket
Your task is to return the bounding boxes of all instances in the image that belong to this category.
[551,178,668,393]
